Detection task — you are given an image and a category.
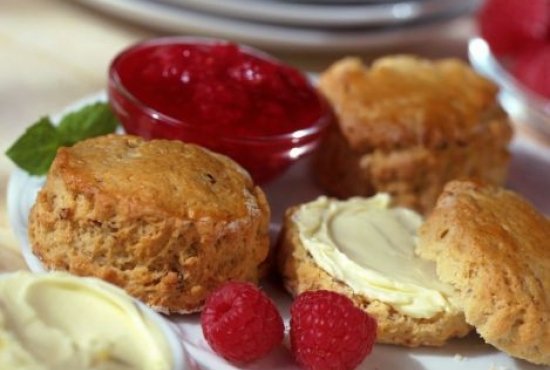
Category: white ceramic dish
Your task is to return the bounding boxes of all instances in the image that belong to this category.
[160,0,479,28]
[138,301,191,370]
[0,270,188,370]
[77,0,471,51]
[8,92,550,369]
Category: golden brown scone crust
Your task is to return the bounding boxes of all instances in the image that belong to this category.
[29,135,270,314]
[314,56,512,214]
[277,206,472,347]
[417,181,550,365]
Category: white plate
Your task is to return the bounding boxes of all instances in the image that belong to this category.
[77,0,472,51]
[159,0,479,28]
[8,93,550,370]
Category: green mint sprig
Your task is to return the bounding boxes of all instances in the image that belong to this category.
[5,102,119,176]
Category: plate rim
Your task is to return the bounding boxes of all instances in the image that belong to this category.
[77,0,471,51]
[159,0,480,28]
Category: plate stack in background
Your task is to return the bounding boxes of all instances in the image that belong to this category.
[77,0,481,51]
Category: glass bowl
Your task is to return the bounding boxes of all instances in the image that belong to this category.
[108,37,333,184]
[468,37,550,138]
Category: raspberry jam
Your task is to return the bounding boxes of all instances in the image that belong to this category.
[108,38,332,183]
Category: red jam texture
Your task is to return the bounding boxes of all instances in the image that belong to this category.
[113,42,325,137]
[109,40,330,183]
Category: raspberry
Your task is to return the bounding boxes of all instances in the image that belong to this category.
[512,44,550,99]
[200,282,284,364]
[290,291,377,370]
[477,0,549,57]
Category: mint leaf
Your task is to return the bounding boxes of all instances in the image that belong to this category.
[57,102,118,145]
[5,117,62,175]
[5,102,120,176]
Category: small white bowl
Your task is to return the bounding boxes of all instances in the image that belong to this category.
[0,271,185,370]
[141,299,187,370]
[468,37,550,138]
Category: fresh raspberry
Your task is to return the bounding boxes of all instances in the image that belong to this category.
[290,290,377,370]
[477,0,550,57]
[512,44,550,99]
[200,282,284,364]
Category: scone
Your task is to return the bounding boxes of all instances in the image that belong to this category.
[277,195,472,347]
[314,56,512,214]
[417,181,550,365]
[29,134,270,314]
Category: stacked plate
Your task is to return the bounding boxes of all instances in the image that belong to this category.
[79,0,481,51]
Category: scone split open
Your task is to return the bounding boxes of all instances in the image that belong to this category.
[278,183,550,365]
[277,194,472,347]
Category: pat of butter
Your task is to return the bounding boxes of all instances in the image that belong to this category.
[294,194,457,318]
[0,272,171,370]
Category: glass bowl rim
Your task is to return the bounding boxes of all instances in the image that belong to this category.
[468,37,550,113]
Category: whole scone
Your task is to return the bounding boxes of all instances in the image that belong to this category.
[29,134,270,314]
[314,56,512,214]
[417,181,550,365]
[277,200,472,347]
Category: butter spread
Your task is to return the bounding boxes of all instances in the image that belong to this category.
[294,194,457,318]
[0,272,171,370]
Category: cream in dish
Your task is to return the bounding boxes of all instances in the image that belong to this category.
[0,272,172,370]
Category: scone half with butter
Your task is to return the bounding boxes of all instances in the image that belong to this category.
[417,181,550,365]
[29,134,270,314]
[277,194,471,347]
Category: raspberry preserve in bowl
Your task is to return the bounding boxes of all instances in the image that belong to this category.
[108,37,333,183]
